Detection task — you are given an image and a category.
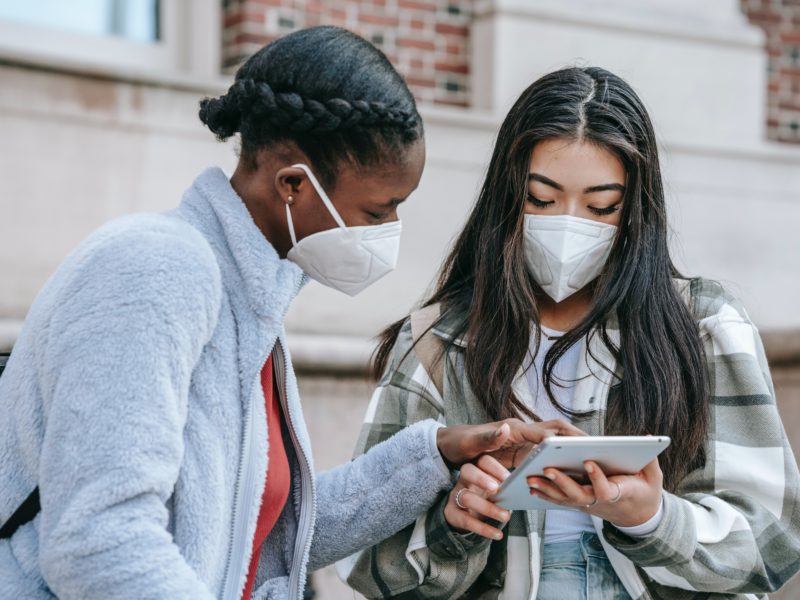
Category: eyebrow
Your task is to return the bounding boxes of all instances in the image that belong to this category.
[529,173,625,194]
[379,197,407,208]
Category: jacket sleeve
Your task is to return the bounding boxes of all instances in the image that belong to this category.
[335,320,494,599]
[308,418,452,571]
[603,280,800,595]
[37,222,222,600]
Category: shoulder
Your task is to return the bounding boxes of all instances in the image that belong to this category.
[688,277,752,325]
[53,213,223,326]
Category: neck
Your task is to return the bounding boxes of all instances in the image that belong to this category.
[536,286,593,332]
[229,163,293,258]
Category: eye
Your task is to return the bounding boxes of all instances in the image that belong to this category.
[367,210,391,221]
[527,194,554,208]
[588,204,621,216]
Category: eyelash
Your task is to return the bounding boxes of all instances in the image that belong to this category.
[368,210,391,221]
[527,194,621,216]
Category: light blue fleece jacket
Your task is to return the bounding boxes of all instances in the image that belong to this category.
[0,167,452,600]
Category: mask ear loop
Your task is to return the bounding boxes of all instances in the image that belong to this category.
[285,202,299,248]
[291,163,349,230]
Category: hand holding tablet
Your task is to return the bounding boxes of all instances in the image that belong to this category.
[492,435,670,512]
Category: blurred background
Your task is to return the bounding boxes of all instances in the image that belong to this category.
[0,0,799,598]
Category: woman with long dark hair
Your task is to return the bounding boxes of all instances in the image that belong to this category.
[0,27,565,600]
[341,66,800,599]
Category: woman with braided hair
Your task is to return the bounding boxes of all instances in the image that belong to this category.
[0,25,569,600]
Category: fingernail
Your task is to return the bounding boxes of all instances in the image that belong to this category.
[493,532,503,540]
[545,471,556,481]
[585,463,594,473]
[530,483,539,489]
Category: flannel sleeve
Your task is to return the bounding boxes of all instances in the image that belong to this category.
[603,280,800,595]
[336,319,494,599]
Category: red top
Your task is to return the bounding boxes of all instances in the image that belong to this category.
[241,355,292,600]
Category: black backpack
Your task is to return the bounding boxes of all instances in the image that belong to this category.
[0,352,40,540]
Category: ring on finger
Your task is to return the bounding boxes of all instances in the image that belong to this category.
[609,481,623,503]
[585,498,598,508]
[455,488,469,510]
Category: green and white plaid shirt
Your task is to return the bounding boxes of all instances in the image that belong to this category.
[336,278,800,599]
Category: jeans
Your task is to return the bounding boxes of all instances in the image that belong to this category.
[537,532,631,600]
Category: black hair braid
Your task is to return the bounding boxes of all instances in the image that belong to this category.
[198,93,241,141]
[205,78,419,137]
[198,26,423,186]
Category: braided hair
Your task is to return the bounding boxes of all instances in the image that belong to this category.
[199,26,423,188]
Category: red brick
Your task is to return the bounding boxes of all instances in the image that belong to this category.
[435,23,469,36]
[398,0,436,11]
[224,10,264,28]
[780,31,800,43]
[435,61,469,74]
[405,76,436,88]
[359,12,400,26]
[233,32,271,46]
[398,37,436,51]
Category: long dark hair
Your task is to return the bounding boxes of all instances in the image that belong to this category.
[374,67,708,490]
[199,26,423,187]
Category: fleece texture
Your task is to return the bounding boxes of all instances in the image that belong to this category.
[0,167,451,600]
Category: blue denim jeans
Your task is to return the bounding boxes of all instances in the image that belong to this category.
[537,532,631,600]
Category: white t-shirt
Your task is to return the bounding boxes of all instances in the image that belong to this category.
[523,325,595,544]
[522,325,663,544]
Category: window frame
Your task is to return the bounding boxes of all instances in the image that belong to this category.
[0,0,221,80]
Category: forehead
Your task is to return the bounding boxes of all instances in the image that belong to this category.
[529,138,625,187]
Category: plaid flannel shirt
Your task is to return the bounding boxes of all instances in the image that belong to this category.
[336,278,800,599]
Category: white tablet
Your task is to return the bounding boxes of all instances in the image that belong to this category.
[492,435,671,511]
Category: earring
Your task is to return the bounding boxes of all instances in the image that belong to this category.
[287,195,295,205]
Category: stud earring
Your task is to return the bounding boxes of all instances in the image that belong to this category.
[287,195,295,205]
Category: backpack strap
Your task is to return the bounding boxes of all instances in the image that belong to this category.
[0,352,42,539]
[409,304,445,397]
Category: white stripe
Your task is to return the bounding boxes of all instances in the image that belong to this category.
[404,514,430,585]
[692,496,752,544]
[498,532,532,600]
[699,303,757,358]
[334,550,361,583]
[411,363,444,408]
[642,566,698,590]
[363,385,385,424]
[714,441,785,519]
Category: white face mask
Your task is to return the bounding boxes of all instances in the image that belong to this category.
[523,214,617,303]
[285,163,402,296]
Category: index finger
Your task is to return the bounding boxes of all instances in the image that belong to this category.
[539,419,586,437]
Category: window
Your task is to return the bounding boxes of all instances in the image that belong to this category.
[0,1,160,42]
[0,0,220,79]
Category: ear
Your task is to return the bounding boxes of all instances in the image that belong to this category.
[274,166,312,208]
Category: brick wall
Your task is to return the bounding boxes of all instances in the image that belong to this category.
[222,0,473,107]
[741,0,800,143]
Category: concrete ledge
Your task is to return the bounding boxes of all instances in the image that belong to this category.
[0,319,22,352]
[0,320,798,373]
[287,333,375,376]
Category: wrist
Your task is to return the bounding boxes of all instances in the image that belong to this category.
[613,494,664,536]
[435,426,459,470]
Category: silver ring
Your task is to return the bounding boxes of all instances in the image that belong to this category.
[609,481,623,503]
[455,488,469,510]
[585,498,598,508]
